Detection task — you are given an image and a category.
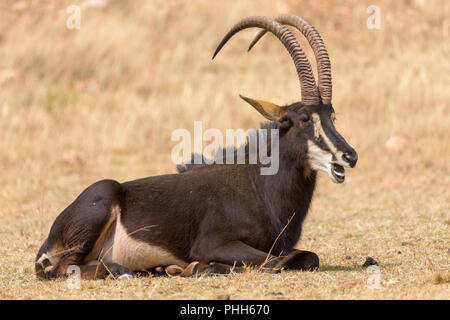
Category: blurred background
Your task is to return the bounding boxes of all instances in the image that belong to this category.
[0,0,448,299]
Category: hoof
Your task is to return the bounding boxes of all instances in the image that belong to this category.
[166,264,185,276]
[276,250,319,271]
[44,269,57,280]
[180,262,200,277]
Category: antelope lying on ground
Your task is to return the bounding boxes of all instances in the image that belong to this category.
[36,14,358,280]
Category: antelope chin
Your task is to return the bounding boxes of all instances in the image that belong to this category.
[306,141,347,184]
[330,163,345,183]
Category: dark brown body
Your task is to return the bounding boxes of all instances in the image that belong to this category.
[36,137,319,280]
[124,163,315,262]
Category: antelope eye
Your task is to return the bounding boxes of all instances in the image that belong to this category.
[300,114,310,123]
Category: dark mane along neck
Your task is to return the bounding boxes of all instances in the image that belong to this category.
[177,121,281,172]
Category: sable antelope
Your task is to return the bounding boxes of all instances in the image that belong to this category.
[35,14,358,280]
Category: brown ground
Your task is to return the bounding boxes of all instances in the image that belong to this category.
[0,0,448,299]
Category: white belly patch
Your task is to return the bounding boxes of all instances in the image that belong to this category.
[111,206,187,270]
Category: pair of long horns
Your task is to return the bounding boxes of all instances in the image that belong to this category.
[212,14,332,105]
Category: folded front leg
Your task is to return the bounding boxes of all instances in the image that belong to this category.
[191,240,282,269]
[274,249,319,271]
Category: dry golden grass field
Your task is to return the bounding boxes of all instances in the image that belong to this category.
[0,0,448,299]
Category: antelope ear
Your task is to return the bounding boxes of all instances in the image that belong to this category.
[239,94,287,121]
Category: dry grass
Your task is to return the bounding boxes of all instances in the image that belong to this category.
[0,0,448,299]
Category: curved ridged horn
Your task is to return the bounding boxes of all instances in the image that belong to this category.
[212,16,319,105]
[248,14,332,104]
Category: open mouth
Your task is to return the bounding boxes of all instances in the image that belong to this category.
[331,163,345,183]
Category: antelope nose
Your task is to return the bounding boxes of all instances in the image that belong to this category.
[342,151,358,168]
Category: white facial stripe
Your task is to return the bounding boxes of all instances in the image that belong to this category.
[307,140,342,183]
[311,113,336,152]
[307,140,330,171]
[307,112,352,183]
[311,113,347,165]
[322,132,338,154]
[311,113,321,139]
[307,141,330,170]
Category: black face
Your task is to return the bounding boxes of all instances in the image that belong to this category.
[282,103,358,183]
